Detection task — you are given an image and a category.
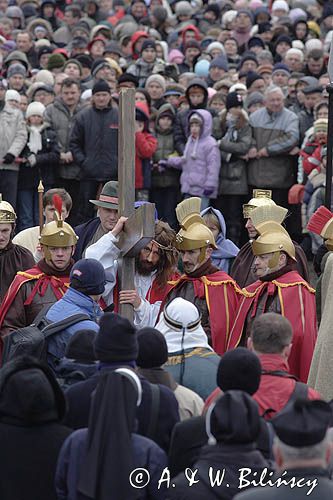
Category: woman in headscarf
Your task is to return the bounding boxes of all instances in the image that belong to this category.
[56,369,167,500]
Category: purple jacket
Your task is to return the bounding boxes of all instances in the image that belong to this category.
[168,109,221,198]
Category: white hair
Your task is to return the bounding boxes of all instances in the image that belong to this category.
[274,432,330,463]
[285,48,304,62]
[265,85,284,99]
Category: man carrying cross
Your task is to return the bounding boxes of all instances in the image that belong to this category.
[85,87,179,324]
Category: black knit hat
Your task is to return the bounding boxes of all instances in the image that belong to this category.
[65,329,97,362]
[137,327,168,368]
[141,39,156,52]
[94,313,138,362]
[226,91,243,110]
[217,347,261,395]
[246,71,264,89]
[92,79,111,94]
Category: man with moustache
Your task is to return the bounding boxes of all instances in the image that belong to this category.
[162,197,241,356]
[0,197,78,340]
[85,215,179,326]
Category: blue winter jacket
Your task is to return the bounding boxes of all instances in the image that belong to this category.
[46,288,102,366]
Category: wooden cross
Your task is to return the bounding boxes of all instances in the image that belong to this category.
[117,88,156,321]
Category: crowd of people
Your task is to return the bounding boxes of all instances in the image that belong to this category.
[1,0,333,498]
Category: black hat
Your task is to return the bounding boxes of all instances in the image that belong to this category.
[141,39,156,52]
[248,36,265,50]
[226,91,243,111]
[275,34,292,47]
[38,46,53,59]
[118,72,139,86]
[246,71,264,89]
[70,258,106,295]
[239,52,258,69]
[217,347,261,395]
[258,21,272,33]
[272,399,332,447]
[205,3,220,19]
[94,313,138,362]
[92,79,111,94]
[65,329,97,362]
[209,390,261,444]
[75,54,93,69]
[72,36,88,49]
[137,327,168,368]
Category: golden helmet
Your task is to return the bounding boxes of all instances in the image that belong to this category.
[243,189,276,219]
[39,194,78,248]
[175,197,217,252]
[0,194,16,224]
[251,205,295,261]
[307,206,333,251]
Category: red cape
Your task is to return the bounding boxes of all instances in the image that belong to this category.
[165,271,242,355]
[113,272,180,313]
[227,271,317,382]
[0,266,70,329]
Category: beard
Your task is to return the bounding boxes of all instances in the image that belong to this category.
[136,256,158,276]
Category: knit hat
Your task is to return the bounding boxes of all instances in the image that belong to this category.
[258,21,272,34]
[70,258,106,295]
[275,34,292,47]
[209,56,228,72]
[5,90,21,103]
[47,53,66,71]
[208,390,261,445]
[246,71,264,89]
[207,41,225,56]
[137,327,168,368]
[205,3,220,19]
[141,39,156,52]
[216,347,261,395]
[226,91,243,111]
[248,36,265,50]
[229,83,247,93]
[194,59,210,78]
[64,58,83,76]
[239,53,258,69]
[38,46,53,59]
[314,118,328,134]
[91,58,114,77]
[35,69,54,86]
[88,36,106,52]
[164,83,185,97]
[65,329,97,362]
[145,74,166,92]
[246,91,264,108]
[104,40,122,56]
[189,112,203,125]
[272,62,290,76]
[75,54,93,69]
[26,102,46,119]
[184,39,201,52]
[175,1,193,17]
[272,0,289,13]
[168,49,184,64]
[7,64,26,78]
[92,79,111,94]
[94,313,138,362]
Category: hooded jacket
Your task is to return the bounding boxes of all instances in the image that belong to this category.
[174,78,209,154]
[0,357,72,500]
[201,207,239,272]
[0,104,27,172]
[168,109,221,198]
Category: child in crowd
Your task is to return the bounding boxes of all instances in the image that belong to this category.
[151,103,180,228]
[161,110,220,210]
[201,206,239,273]
[135,101,157,201]
[17,101,60,232]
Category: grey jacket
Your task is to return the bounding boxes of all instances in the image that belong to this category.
[44,98,81,180]
[0,104,27,172]
[248,106,299,189]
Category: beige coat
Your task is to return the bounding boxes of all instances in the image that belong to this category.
[308,252,333,400]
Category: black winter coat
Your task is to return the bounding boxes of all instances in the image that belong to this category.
[63,364,179,452]
[70,104,118,182]
[18,125,60,189]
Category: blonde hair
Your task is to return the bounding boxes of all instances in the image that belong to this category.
[202,211,220,231]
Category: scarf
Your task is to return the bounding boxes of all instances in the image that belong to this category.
[187,258,219,279]
[27,125,43,154]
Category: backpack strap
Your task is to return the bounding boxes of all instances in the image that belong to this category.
[42,314,91,339]
[146,383,160,440]
[261,369,298,381]
[288,381,308,403]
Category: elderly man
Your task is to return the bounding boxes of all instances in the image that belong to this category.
[235,400,333,500]
[247,85,299,210]
[228,204,317,383]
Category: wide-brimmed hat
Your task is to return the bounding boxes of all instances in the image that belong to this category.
[89,181,119,209]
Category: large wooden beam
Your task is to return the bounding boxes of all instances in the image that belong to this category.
[118,88,136,321]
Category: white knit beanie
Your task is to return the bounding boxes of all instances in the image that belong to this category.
[207,41,225,56]
[272,0,289,13]
[26,101,46,119]
[5,89,21,103]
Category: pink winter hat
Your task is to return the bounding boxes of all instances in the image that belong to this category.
[168,49,184,64]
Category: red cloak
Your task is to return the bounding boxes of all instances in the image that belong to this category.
[165,272,242,355]
[0,266,70,329]
[227,271,317,382]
